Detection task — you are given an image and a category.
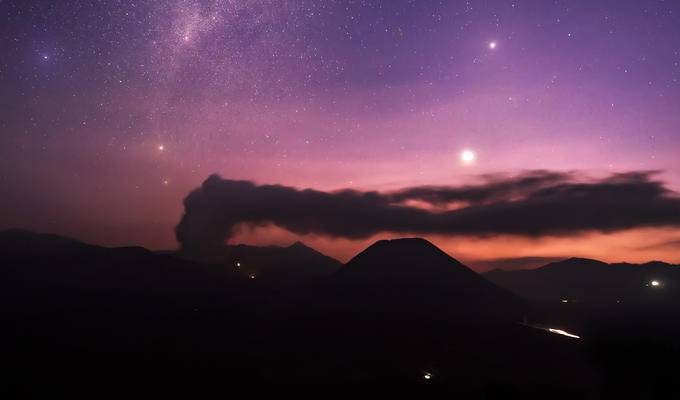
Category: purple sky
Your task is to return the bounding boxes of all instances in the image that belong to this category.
[1,0,680,266]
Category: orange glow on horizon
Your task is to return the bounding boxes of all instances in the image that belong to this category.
[229,224,680,271]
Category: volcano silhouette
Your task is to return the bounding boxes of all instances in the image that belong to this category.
[330,238,522,317]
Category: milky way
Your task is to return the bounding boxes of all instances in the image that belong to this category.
[1,0,680,265]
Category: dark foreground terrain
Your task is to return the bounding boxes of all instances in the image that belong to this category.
[1,229,678,397]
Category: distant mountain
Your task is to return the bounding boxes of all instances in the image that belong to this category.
[485,257,680,304]
[174,240,341,284]
[0,228,91,257]
[265,238,589,387]
[469,256,565,273]
[0,229,245,294]
[0,231,598,391]
[327,238,523,318]
[0,229,341,295]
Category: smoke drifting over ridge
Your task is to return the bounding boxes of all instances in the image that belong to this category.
[175,170,680,250]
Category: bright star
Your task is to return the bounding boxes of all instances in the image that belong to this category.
[461,149,476,164]
[489,41,497,49]
[158,145,164,151]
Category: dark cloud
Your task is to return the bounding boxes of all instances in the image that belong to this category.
[388,170,572,206]
[176,170,680,250]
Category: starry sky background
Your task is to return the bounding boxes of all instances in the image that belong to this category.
[2,0,680,269]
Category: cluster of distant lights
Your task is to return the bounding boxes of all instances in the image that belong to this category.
[235,250,658,379]
[234,248,660,357]
[235,261,257,280]
[560,280,663,302]
[229,266,662,382]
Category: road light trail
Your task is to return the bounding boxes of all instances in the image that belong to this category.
[547,328,581,339]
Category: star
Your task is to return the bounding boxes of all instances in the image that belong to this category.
[461,149,476,164]
[158,145,164,151]
[488,41,497,49]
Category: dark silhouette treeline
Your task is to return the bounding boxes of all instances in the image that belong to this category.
[1,229,679,397]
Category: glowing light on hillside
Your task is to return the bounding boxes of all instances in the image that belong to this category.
[548,328,580,339]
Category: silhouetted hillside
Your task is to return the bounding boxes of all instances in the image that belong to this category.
[174,240,341,284]
[253,238,594,391]
[0,229,245,295]
[485,257,680,305]
[325,238,523,319]
[0,229,88,256]
[2,229,677,396]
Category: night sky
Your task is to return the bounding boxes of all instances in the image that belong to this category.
[2,0,680,268]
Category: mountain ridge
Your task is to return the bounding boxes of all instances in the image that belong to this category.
[485,256,680,304]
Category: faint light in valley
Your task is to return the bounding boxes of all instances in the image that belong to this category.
[548,328,580,339]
